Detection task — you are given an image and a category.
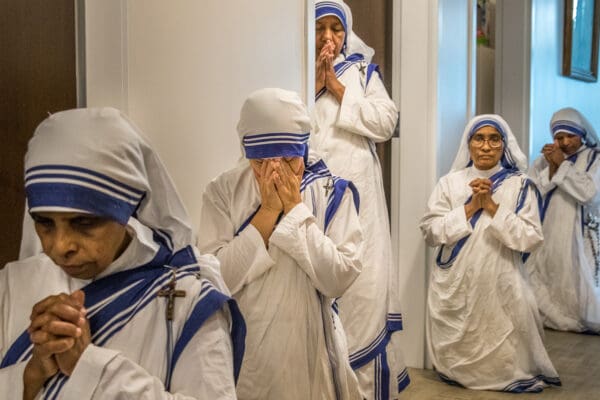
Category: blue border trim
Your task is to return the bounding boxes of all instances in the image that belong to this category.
[324,178,360,232]
[438,372,561,392]
[374,351,390,400]
[26,164,145,196]
[26,182,138,224]
[503,375,562,392]
[397,368,411,392]
[349,314,404,369]
[551,120,586,138]
[168,283,246,388]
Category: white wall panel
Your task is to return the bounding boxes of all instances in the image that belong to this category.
[85,0,308,230]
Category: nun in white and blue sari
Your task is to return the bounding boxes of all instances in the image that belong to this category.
[312,2,409,398]
[0,108,244,399]
[420,114,561,392]
[526,107,600,333]
[199,88,363,400]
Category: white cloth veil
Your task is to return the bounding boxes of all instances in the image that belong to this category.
[235,87,312,166]
[20,107,195,258]
[550,107,599,148]
[450,114,528,173]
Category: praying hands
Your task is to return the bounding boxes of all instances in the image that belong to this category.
[464,178,499,219]
[23,291,90,400]
[542,143,564,179]
[315,40,345,103]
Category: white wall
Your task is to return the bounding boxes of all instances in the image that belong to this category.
[391,0,473,368]
[85,0,309,229]
[390,0,434,369]
[437,0,471,177]
[84,0,128,111]
[495,0,531,154]
[529,0,600,162]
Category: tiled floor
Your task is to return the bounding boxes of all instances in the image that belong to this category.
[400,330,600,399]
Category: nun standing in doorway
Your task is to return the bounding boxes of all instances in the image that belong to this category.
[420,114,560,392]
[311,1,409,398]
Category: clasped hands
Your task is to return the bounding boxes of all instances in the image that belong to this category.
[542,142,564,178]
[464,178,499,219]
[24,290,90,394]
[316,39,345,102]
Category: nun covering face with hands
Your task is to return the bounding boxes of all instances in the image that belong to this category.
[199,88,364,400]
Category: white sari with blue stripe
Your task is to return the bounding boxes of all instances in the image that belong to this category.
[527,145,600,333]
[311,49,409,397]
[3,107,244,399]
[0,221,244,399]
[199,156,363,400]
[421,163,561,392]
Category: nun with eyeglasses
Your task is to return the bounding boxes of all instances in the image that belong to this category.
[420,114,561,392]
[525,107,600,334]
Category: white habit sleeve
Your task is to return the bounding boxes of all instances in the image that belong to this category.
[486,179,544,253]
[336,72,398,143]
[198,183,276,295]
[552,157,600,204]
[528,156,556,196]
[60,311,236,399]
[420,177,473,247]
[269,190,362,298]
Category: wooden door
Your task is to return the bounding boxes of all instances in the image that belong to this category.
[0,0,77,267]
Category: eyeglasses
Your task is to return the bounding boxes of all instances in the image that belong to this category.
[470,134,503,149]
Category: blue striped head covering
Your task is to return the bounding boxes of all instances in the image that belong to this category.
[551,120,586,138]
[467,117,516,170]
[24,107,194,250]
[550,107,597,148]
[238,88,311,160]
[451,114,528,172]
[242,133,310,159]
[468,118,507,142]
[316,0,348,49]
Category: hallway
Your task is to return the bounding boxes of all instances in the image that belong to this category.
[402,329,599,399]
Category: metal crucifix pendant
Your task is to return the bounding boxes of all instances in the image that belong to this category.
[158,269,186,320]
[324,178,334,197]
